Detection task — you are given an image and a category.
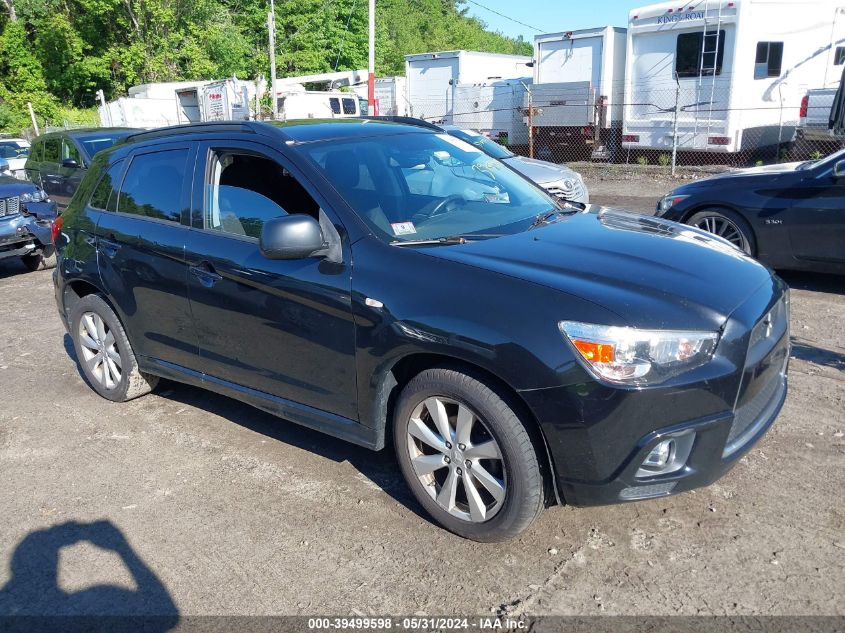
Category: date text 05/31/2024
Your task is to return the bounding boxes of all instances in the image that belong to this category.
[307,617,528,630]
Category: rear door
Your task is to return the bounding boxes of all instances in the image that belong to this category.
[95,142,200,370]
[183,139,358,421]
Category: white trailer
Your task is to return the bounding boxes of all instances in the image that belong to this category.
[623,0,845,156]
[529,27,627,159]
[405,50,532,122]
[452,80,530,147]
[99,78,260,128]
[275,86,364,120]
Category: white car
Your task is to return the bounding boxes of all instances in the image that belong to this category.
[0,138,31,180]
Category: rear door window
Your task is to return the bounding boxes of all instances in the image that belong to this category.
[329,98,341,114]
[89,160,125,211]
[118,149,189,223]
[342,98,357,115]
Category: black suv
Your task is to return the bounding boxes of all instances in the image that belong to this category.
[53,120,789,541]
[25,128,133,209]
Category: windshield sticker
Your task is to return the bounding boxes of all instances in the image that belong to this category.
[391,221,417,236]
[436,134,483,153]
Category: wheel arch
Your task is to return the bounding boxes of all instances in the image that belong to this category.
[374,352,563,506]
[680,203,759,256]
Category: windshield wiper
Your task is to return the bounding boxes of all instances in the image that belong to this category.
[391,234,502,247]
[529,204,580,230]
[391,235,469,247]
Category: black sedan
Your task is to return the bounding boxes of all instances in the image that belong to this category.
[656,149,845,275]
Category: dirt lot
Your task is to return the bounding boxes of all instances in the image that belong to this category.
[0,248,843,621]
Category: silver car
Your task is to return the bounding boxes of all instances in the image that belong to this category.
[440,126,589,205]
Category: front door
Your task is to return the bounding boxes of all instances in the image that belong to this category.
[184,140,358,421]
[782,167,845,265]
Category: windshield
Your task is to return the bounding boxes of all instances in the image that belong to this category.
[79,133,131,160]
[302,132,554,243]
[446,128,514,160]
[0,141,30,160]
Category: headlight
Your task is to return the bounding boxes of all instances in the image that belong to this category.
[19,190,47,203]
[658,194,689,214]
[559,321,720,386]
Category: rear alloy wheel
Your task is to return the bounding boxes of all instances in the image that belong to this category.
[687,209,755,255]
[69,294,158,402]
[393,368,544,541]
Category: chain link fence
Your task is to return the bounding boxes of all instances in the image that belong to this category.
[407,81,844,181]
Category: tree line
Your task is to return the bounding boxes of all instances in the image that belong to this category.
[0,0,531,133]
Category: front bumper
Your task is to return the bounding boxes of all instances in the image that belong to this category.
[523,281,790,507]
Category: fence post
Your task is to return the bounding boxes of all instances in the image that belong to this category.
[27,102,39,136]
[671,73,680,177]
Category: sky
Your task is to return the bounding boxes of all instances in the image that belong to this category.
[463,0,646,42]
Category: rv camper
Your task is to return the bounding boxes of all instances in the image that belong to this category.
[529,27,627,160]
[405,50,532,122]
[623,0,845,156]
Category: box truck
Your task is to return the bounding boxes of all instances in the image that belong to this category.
[528,27,627,159]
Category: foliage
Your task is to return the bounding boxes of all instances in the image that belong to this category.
[657,153,671,167]
[0,0,531,134]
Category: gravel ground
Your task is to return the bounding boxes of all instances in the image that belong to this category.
[0,251,843,621]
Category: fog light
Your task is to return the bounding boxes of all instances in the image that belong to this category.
[635,432,695,478]
[643,439,674,469]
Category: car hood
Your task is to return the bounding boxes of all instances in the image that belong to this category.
[0,176,38,195]
[424,208,773,331]
[502,156,579,185]
[695,161,805,182]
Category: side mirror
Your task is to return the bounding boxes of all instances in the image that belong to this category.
[61,158,79,169]
[259,214,326,260]
[834,160,845,179]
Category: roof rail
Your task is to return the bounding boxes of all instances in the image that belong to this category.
[125,121,260,143]
[360,116,443,131]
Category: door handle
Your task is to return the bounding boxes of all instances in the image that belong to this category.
[189,264,223,288]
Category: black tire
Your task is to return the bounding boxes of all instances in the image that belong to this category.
[21,248,56,272]
[686,208,757,256]
[69,294,159,402]
[393,367,544,542]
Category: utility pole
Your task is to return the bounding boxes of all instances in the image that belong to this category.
[368,0,376,115]
[268,0,278,119]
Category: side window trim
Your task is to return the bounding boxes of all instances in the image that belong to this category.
[116,144,196,227]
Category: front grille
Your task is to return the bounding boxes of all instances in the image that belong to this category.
[0,196,21,217]
[723,295,790,457]
[725,370,785,454]
[546,179,585,202]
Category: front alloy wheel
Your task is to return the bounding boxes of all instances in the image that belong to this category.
[393,368,545,542]
[688,209,755,255]
[407,397,506,523]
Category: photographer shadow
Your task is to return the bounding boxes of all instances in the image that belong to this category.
[0,520,178,632]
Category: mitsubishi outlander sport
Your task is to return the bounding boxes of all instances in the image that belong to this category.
[52,120,789,541]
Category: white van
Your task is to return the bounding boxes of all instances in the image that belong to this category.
[276,89,363,120]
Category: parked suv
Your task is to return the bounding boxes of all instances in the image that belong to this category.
[25,128,133,209]
[53,120,789,541]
